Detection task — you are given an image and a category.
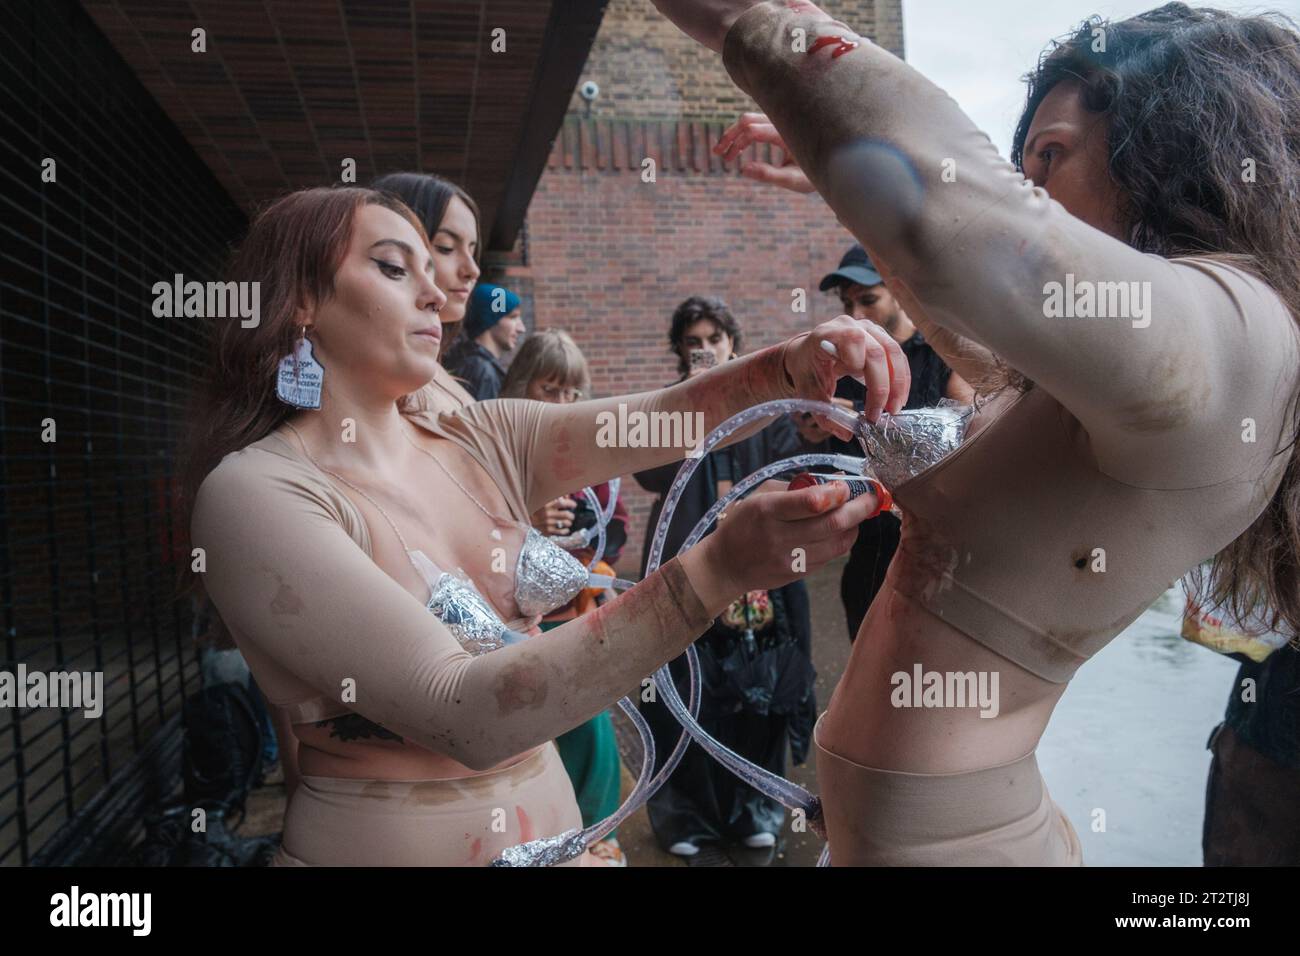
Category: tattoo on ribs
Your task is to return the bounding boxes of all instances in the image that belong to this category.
[316,713,406,744]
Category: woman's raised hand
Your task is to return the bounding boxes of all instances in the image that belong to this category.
[715,112,816,194]
[783,316,910,438]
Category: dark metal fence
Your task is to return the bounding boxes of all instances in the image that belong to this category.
[0,0,246,864]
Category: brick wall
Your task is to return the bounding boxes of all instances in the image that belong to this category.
[566,0,903,120]
[493,0,902,574]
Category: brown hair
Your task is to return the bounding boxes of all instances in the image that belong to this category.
[498,329,590,399]
[1007,4,1300,640]
[174,186,428,619]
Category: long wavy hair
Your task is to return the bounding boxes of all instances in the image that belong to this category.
[174,186,428,617]
[1006,4,1300,639]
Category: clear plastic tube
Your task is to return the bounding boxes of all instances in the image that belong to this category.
[580,485,608,571]
[498,397,971,864]
[564,400,869,856]
[649,451,872,816]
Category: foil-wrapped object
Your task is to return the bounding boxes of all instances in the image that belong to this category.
[490,828,587,867]
[855,403,972,490]
[514,527,590,617]
[426,572,521,655]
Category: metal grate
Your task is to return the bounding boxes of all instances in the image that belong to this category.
[0,0,246,864]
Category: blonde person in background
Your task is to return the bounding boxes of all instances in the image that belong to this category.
[500,329,631,866]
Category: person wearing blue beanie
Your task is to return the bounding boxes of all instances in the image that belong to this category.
[446,282,525,400]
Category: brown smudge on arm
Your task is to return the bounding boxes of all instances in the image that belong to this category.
[269,573,303,617]
[492,656,549,715]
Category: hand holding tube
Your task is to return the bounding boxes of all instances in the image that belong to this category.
[682,477,873,606]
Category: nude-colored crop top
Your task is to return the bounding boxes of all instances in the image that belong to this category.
[722,2,1300,682]
[191,342,803,769]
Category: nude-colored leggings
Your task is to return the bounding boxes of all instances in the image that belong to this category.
[271,743,587,867]
[814,715,1082,866]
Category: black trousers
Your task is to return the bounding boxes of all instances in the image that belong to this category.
[1202,722,1300,865]
[840,512,902,642]
[641,700,789,846]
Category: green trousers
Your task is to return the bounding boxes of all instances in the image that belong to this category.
[541,620,623,833]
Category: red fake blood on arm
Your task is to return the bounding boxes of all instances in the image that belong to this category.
[808,35,859,58]
[549,424,582,484]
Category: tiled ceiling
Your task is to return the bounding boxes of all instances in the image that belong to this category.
[80,0,607,248]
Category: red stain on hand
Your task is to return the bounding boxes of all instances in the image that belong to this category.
[808,35,859,58]
[516,806,535,842]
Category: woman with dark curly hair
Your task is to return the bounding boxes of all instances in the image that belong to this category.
[653,0,1300,865]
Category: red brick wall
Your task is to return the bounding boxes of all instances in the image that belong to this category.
[487,0,902,575]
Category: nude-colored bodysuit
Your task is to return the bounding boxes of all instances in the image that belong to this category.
[721,1,1300,864]
[191,341,803,865]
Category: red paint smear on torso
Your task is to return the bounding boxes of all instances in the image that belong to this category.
[517,806,535,842]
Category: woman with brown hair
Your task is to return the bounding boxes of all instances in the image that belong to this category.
[652,0,1300,864]
[371,171,483,412]
[178,185,903,865]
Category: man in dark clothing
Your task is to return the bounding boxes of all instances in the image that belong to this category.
[793,245,973,641]
[444,282,524,400]
[634,296,818,862]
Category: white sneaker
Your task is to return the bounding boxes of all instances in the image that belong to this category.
[668,840,700,857]
[742,832,776,848]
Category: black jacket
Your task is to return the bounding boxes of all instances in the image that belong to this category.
[445,341,506,401]
[634,398,818,762]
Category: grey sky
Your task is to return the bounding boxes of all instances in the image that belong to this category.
[902,0,1300,159]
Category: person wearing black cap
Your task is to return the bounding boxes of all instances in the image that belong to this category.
[797,244,973,641]
[445,282,526,401]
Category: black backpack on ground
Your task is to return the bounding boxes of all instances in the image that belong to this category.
[127,681,279,866]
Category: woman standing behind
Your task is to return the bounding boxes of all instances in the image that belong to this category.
[634,296,817,862]
[372,172,482,412]
[500,329,631,866]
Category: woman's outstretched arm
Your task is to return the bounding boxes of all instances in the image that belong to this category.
[192,442,870,771]
[523,317,907,510]
[657,0,1299,489]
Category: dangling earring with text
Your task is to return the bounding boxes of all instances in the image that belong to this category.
[276,324,325,409]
